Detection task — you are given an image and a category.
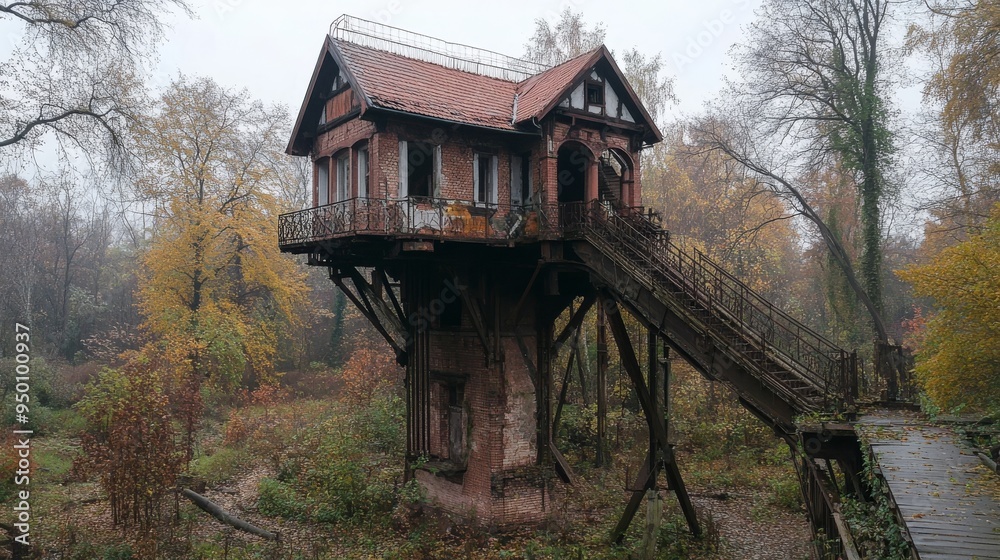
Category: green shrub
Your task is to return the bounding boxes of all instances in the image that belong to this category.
[257,395,405,525]
[306,396,403,522]
[769,475,802,510]
[190,447,248,486]
[101,544,135,560]
[257,477,307,520]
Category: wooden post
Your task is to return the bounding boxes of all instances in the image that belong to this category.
[648,327,658,477]
[596,300,608,467]
[662,338,671,447]
[587,159,599,202]
[537,305,554,465]
[604,295,701,541]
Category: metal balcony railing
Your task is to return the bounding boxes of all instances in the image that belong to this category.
[278,197,562,248]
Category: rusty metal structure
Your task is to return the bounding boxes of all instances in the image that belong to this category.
[278,15,917,555]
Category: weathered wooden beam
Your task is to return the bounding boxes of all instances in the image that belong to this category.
[452,272,494,363]
[550,442,577,485]
[602,295,670,454]
[575,333,590,407]
[179,488,278,541]
[552,338,576,433]
[552,292,596,352]
[376,267,407,327]
[596,301,608,467]
[344,267,407,342]
[511,260,544,326]
[663,456,701,537]
[538,318,553,465]
[605,294,701,540]
[648,327,658,475]
[611,451,659,544]
[330,269,405,357]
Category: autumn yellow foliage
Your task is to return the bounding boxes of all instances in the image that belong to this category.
[135,76,308,387]
[898,205,1000,411]
[642,131,801,303]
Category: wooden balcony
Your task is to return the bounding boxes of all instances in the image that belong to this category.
[277,197,564,252]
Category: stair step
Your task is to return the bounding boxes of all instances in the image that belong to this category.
[581,216,849,420]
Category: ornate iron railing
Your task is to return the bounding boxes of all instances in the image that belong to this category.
[278,197,561,247]
[563,201,853,412]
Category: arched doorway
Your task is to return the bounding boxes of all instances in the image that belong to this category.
[598,148,633,207]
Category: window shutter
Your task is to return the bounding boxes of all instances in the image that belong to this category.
[317,160,329,206]
[398,141,407,198]
[357,149,368,198]
[433,145,443,198]
[344,157,350,200]
[473,155,480,203]
[527,157,533,202]
[491,155,499,205]
[511,155,522,205]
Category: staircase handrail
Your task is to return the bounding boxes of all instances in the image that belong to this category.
[568,201,845,404]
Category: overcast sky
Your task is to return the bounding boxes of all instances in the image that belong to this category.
[153,0,763,120]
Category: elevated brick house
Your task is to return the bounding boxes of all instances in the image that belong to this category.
[286,19,660,216]
[280,16,662,527]
[280,17,868,549]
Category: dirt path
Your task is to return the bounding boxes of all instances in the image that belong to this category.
[693,492,813,560]
[197,467,814,559]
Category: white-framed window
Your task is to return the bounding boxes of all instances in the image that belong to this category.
[335,151,350,201]
[357,146,369,198]
[510,154,532,205]
[316,158,330,206]
[474,152,498,205]
[398,140,442,198]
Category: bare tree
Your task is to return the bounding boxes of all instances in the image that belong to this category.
[0,0,190,172]
[523,9,675,128]
[908,0,1000,242]
[523,8,606,66]
[693,0,904,344]
[0,175,42,346]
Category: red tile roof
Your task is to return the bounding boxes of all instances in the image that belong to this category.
[335,39,520,131]
[514,48,601,124]
[333,40,608,131]
[288,36,661,155]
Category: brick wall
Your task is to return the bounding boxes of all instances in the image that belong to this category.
[314,114,644,209]
[502,337,537,469]
[413,273,558,527]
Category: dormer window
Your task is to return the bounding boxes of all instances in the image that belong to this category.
[586,82,604,108]
[332,72,346,91]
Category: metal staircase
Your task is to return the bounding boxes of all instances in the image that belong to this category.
[566,202,854,433]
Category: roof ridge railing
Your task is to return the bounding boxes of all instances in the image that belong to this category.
[329,15,551,82]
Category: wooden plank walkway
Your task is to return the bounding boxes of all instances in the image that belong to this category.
[858,411,1000,560]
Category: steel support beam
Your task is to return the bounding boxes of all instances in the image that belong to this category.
[603,293,701,541]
